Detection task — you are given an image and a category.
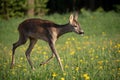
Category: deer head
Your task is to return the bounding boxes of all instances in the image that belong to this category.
[69,13,84,35]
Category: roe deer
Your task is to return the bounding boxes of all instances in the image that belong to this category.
[10,14,84,71]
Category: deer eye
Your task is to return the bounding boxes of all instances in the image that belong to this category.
[74,25,77,27]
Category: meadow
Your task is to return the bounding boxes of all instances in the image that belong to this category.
[0,11,120,80]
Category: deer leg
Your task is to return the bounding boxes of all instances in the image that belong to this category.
[49,41,64,71]
[40,53,55,66]
[25,38,37,70]
[10,36,27,69]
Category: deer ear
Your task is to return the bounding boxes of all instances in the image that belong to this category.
[74,13,78,21]
[69,14,74,24]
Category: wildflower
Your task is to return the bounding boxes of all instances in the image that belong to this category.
[73,76,76,80]
[61,77,65,80]
[3,46,7,51]
[37,46,41,50]
[23,68,27,72]
[80,59,83,63]
[20,57,23,60]
[98,61,103,65]
[99,66,103,70]
[52,72,57,77]
[117,43,120,48]
[95,56,98,59]
[17,64,21,68]
[91,57,94,60]
[9,50,12,56]
[43,51,47,54]
[105,60,108,63]
[118,73,120,75]
[83,36,89,39]
[118,68,120,70]
[11,70,15,75]
[70,50,75,55]
[102,47,105,51]
[118,50,120,53]
[83,73,90,80]
[65,65,69,68]
[65,41,68,45]
[75,67,79,71]
[67,38,70,41]
[102,32,106,36]
[63,72,66,76]
[77,47,81,50]
[109,40,112,45]
[72,37,75,40]
[45,55,48,59]
[61,59,63,62]
[83,73,88,77]
[115,59,120,62]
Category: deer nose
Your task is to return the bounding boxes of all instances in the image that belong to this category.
[79,30,84,34]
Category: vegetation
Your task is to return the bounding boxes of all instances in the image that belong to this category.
[0,0,119,19]
[0,0,48,19]
[0,11,120,80]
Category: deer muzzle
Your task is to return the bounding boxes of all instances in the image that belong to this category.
[79,30,84,35]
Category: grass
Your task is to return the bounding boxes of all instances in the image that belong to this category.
[0,11,120,80]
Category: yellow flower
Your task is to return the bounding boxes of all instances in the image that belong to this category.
[83,36,89,39]
[43,51,47,54]
[65,65,69,68]
[102,32,106,36]
[65,41,69,45]
[75,67,79,71]
[11,70,15,75]
[80,59,83,63]
[118,68,120,70]
[63,72,66,76]
[117,43,120,48]
[95,56,98,59]
[70,50,75,55]
[72,37,75,40]
[45,55,48,59]
[102,47,105,51]
[20,57,23,60]
[91,57,94,60]
[118,50,120,53]
[109,40,112,45]
[83,73,90,80]
[61,77,65,80]
[73,76,76,79]
[77,47,81,50]
[83,73,88,77]
[17,64,21,68]
[99,66,103,69]
[52,72,57,77]
[115,59,120,62]
[85,76,90,80]
[67,38,70,41]
[23,68,27,72]
[98,61,103,65]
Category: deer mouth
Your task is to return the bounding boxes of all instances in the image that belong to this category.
[79,31,84,34]
[79,29,84,34]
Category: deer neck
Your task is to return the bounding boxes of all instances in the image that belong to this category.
[57,23,73,38]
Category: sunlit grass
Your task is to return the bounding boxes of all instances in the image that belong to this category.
[0,11,120,80]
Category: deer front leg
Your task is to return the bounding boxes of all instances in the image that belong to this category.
[49,41,64,71]
[25,38,37,70]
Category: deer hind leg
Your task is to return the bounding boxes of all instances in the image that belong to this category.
[25,38,37,70]
[10,34,27,69]
[40,53,55,66]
